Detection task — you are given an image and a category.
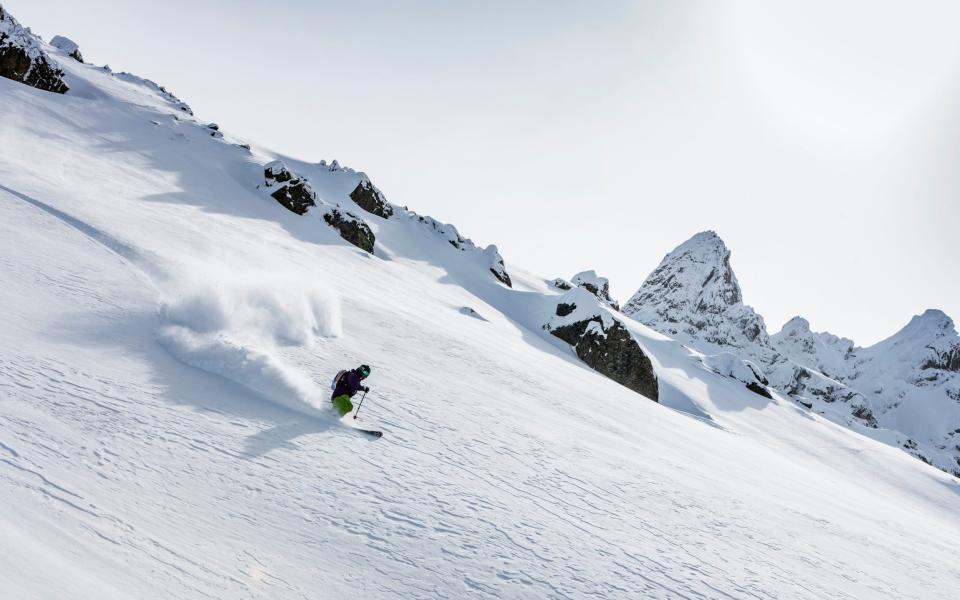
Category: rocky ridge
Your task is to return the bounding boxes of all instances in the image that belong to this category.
[546,287,658,401]
[0,6,68,93]
[625,230,959,475]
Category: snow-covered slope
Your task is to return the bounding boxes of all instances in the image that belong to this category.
[2,9,960,599]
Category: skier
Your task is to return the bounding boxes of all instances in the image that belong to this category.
[331,364,371,417]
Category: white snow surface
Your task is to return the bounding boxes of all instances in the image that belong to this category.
[1,28,960,600]
[48,35,79,58]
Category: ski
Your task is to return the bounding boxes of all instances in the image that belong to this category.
[356,428,383,438]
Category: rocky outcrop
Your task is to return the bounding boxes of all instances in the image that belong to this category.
[572,270,619,310]
[50,35,82,62]
[551,278,572,291]
[261,160,375,253]
[404,211,512,286]
[924,346,960,372]
[485,245,512,287]
[546,289,658,401]
[0,7,68,93]
[349,179,393,219]
[323,209,375,253]
[263,161,316,215]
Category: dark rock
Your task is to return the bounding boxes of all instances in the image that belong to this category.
[552,278,572,291]
[549,296,658,402]
[263,161,314,215]
[0,8,69,94]
[490,268,512,287]
[264,162,293,184]
[270,181,313,214]
[746,382,773,399]
[323,209,375,253]
[349,179,393,219]
[485,245,512,287]
[550,317,658,401]
[923,344,960,372]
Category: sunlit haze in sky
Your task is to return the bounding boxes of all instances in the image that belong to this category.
[14,0,960,345]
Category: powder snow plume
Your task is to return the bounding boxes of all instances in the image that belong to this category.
[155,266,341,416]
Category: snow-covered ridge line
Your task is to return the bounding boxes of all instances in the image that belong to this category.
[625,229,960,476]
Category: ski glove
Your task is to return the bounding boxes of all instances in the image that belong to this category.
[362,386,370,393]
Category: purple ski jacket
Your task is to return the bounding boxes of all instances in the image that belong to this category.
[333,369,365,398]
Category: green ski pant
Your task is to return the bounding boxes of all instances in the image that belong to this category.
[332,394,353,417]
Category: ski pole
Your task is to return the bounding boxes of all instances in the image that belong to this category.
[353,390,368,419]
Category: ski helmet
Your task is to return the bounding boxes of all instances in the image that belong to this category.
[359,364,371,377]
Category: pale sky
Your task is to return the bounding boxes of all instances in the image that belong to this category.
[13,0,960,346]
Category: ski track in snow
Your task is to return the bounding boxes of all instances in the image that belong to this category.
[1,60,960,599]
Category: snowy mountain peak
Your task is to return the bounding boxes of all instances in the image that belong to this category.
[778,316,812,334]
[771,316,857,381]
[622,230,768,350]
[862,309,960,373]
[671,228,726,254]
[896,309,956,339]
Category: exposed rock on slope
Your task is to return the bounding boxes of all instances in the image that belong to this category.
[546,288,658,401]
[409,212,512,287]
[485,245,512,287]
[572,270,619,310]
[0,6,68,93]
[262,160,375,253]
[264,161,316,215]
[323,209,375,253]
[350,178,393,219]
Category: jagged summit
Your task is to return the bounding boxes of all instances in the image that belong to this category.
[860,309,960,373]
[771,316,857,380]
[886,309,956,341]
[622,230,768,350]
[778,316,811,333]
[628,230,960,475]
